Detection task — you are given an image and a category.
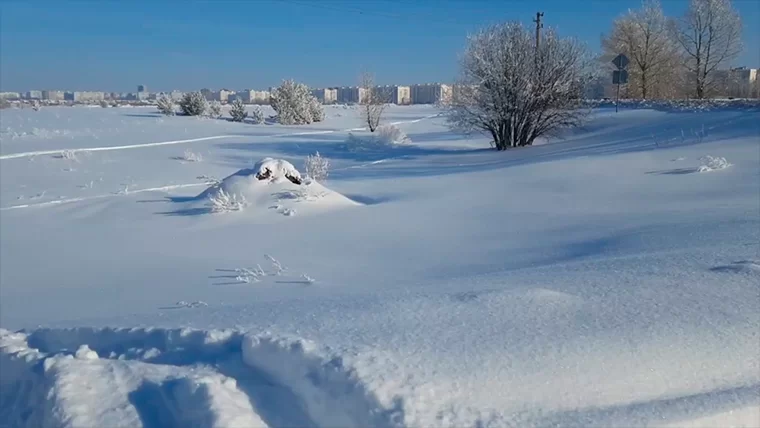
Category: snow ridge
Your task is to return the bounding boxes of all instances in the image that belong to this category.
[0,327,402,428]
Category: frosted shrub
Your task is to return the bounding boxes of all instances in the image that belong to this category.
[179,91,208,116]
[156,94,175,116]
[59,149,78,161]
[304,152,330,182]
[376,124,411,144]
[208,189,247,213]
[99,100,109,108]
[270,79,323,125]
[698,155,731,172]
[249,106,264,124]
[207,101,222,118]
[309,97,325,122]
[32,101,41,111]
[229,98,248,122]
[180,150,203,162]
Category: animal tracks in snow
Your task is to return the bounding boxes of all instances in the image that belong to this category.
[211,255,316,286]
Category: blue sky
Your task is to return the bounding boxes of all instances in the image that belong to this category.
[1,0,757,92]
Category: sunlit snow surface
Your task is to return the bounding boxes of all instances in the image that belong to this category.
[1,103,758,427]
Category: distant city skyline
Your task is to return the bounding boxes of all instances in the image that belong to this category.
[1,0,758,92]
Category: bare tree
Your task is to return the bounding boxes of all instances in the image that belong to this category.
[359,72,386,132]
[602,0,680,99]
[447,22,591,150]
[671,0,742,99]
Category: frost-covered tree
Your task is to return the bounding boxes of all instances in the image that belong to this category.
[360,72,386,132]
[671,0,742,98]
[179,91,208,116]
[602,0,680,99]
[304,152,330,181]
[207,101,222,118]
[32,100,41,111]
[269,79,323,125]
[309,97,325,122]
[156,94,175,116]
[250,106,264,124]
[229,98,248,122]
[446,22,591,150]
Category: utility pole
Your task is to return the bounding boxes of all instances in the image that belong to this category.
[533,12,544,54]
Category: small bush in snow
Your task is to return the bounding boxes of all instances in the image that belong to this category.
[270,79,323,125]
[345,124,411,150]
[99,100,109,108]
[304,152,330,182]
[207,101,222,118]
[58,149,78,161]
[249,106,264,124]
[309,97,325,122]
[156,94,175,116]
[32,101,41,111]
[179,150,203,162]
[376,124,411,144]
[179,91,208,116]
[208,189,247,213]
[229,98,248,122]
[698,155,731,172]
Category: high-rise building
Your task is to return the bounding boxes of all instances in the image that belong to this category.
[137,85,147,93]
[410,83,451,104]
[42,90,65,101]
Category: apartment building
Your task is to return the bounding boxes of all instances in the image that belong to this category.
[336,86,367,104]
[311,88,338,104]
[410,83,452,104]
[0,92,21,100]
[65,91,105,102]
[26,90,42,100]
[377,85,411,105]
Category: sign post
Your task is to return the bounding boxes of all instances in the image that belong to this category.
[611,54,629,113]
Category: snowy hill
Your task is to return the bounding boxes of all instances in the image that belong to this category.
[1,104,758,427]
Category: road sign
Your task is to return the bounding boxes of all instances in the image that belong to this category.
[613,70,629,84]
[612,54,629,69]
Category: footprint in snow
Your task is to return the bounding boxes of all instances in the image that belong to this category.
[710,260,760,274]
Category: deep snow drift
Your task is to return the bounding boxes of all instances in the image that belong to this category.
[1,104,758,427]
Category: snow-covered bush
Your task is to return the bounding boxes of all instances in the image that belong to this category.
[270,79,323,125]
[208,189,247,213]
[304,152,330,182]
[179,149,203,162]
[156,94,175,116]
[99,100,109,108]
[249,106,264,124]
[253,158,302,184]
[58,149,78,161]
[207,101,222,118]
[698,155,731,172]
[31,101,41,111]
[229,98,248,122]
[376,124,411,144]
[345,124,411,150]
[309,97,325,122]
[179,91,208,116]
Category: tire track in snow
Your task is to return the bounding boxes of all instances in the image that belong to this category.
[0,114,440,161]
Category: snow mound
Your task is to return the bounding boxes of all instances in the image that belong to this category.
[189,159,360,216]
[0,327,400,428]
[697,156,731,172]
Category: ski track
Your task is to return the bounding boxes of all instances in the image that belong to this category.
[0,115,438,161]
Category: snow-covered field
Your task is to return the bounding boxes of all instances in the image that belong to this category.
[1,104,758,427]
